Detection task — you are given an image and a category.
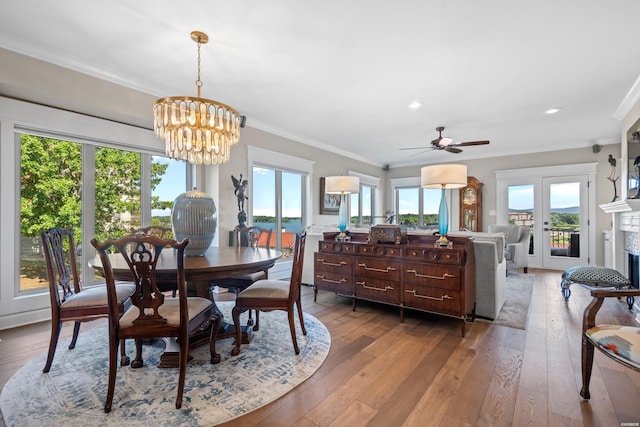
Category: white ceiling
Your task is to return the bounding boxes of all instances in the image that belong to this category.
[1,1,640,167]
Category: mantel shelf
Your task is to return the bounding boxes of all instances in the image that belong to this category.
[599,199,640,214]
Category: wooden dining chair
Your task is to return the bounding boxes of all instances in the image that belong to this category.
[580,287,640,400]
[41,227,136,373]
[132,226,176,295]
[213,225,273,327]
[231,230,307,356]
[91,234,221,412]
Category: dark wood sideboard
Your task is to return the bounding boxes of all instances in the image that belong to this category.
[313,232,476,336]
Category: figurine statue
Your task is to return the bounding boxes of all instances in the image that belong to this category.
[607,154,619,203]
[231,174,249,226]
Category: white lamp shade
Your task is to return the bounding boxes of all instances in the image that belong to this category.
[325,176,360,194]
[421,164,467,189]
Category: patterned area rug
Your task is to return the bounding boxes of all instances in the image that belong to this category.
[0,301,330,426]
[492,272,534,330]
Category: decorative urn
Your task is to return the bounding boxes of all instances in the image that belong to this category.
[171,189,217,256]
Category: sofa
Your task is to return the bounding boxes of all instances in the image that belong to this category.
[448,231,507,319]
[487,225,530,273]
[302,225,507,320]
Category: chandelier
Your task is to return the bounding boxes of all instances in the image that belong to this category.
[153,31,241,165]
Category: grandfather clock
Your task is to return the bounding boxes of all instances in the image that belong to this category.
[459,176,483,232]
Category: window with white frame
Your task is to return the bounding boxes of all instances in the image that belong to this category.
[390,177,444,229]
[348,171,380,226]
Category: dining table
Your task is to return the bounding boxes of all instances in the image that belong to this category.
[89,245,283,367]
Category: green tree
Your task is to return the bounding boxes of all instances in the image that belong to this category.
[20,136,169,243]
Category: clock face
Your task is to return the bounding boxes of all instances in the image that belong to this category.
[463,187,477,205]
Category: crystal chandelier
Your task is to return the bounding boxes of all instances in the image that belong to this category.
[153,31,241,165]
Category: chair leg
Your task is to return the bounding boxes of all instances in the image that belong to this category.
[297,296,307,336]
[69,321,81,349]
[580,335,594,400]
[210,313,221,364]
[104,337,119,413]
[231,306,243,356]
[254,310,260,331]
[120,339,130,366]
[43,321,62,373]
[175,333,189,409]
[524,267,528,273]
[131,338,144,368]
[287,309,300,354]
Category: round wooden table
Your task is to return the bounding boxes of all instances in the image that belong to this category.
[89,246,282,366]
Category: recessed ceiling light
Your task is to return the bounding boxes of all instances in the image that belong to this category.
[409,101,422,109]
[545,107,563,114]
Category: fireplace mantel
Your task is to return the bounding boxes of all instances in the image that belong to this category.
[600,199,640,214]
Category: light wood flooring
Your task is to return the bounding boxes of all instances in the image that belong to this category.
[1,269,639,426]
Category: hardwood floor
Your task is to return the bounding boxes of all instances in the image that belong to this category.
[1,269,639,426]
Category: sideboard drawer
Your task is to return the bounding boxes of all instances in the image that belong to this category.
[357,244,402,258]
[403,284,461,315]
[318,241,358,254]
[314,270,353,295]
[354,277,401,304]
[403,262,460,290]
[314,253,353,273]
[405,247,461,265]
[355,257,401,281]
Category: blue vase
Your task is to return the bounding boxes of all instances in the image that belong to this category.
[171,190,217,256]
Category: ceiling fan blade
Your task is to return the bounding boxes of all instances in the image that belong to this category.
[452,140,490,147]
[399,146,431,151]
[445,146,463,154]
[410,149,431,157]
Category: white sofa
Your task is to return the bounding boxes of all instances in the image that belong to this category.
[448,231,507,319]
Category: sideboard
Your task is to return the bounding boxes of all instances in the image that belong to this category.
[313,232,476,336]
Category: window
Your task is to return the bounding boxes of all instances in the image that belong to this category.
[350,183,374,226]
[252,166,304,255]
[393,184,442,229]
[18,134,187,293]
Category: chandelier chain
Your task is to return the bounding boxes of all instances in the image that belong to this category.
[195,36,203,97]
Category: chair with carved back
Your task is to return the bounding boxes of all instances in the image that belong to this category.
[231,230,307,356]
[214,225,273,327]
[132,226,176,295]
[41,227,136,373]
[91,234,221,412]
[580,287,640,400]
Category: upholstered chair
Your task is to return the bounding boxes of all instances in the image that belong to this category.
[488,224,530,273]
[41,227,136,373]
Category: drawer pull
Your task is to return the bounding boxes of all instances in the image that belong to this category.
[405,289,454,301]
[357,263,397,273]
[317,258,348,267]
[356,281,394,292]
[406,269,455,280]
[316,275,347,284]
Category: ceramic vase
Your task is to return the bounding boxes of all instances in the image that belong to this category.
[171,189,217,256]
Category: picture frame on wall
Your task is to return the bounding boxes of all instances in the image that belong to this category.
[319,177,340,215]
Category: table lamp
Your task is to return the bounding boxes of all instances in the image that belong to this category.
[325,175,360,241]
[421,164,467,246]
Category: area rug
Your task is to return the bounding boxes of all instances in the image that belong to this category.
[492,272,534,330]
[0,301,331,427]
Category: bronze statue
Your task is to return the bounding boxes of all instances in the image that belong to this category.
[607,154,619,202]
[231,174,249,212]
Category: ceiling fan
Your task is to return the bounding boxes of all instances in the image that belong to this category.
[400,126,490,155]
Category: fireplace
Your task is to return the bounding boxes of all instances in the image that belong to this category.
[628,252,640,290]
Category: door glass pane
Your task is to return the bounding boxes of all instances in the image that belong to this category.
[282,171,302,254]
[151,156,186,230]
[549,182,580,258]
[508,185,534,254]
[20,135,82,292]
[397,187,419,228]
[94,147,141,242]
[252,167,276,247]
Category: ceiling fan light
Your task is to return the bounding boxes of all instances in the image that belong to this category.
[440,137,453,146]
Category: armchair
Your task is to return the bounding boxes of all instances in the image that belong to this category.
[488,225,530,273]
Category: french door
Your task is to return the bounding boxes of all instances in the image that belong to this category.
[497,163,596,271]
[541,175,590,270]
